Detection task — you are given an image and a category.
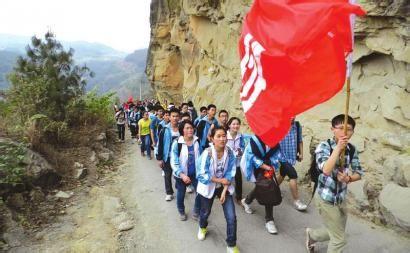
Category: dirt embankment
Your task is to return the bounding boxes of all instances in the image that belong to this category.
[0,125,123,252]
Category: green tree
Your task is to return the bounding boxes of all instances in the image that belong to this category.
[8,32,93,123]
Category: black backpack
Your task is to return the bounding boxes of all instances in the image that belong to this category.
[249,136,282,206]
[308,139,355,202]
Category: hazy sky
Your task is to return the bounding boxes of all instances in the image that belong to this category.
[0,0,151,52]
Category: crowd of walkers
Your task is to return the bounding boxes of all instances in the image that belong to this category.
[114,99,363,253]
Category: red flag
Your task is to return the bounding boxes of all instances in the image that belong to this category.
[239,0,365,147]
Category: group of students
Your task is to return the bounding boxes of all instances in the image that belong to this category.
[117,100,364,253]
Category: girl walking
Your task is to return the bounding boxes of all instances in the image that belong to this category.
[170,120,202,221]
[226,117,245,204]
[196,126,239,253]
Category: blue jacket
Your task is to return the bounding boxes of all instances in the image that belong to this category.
[193,115,205,127]
[150,116,161,144]
[196,144,236,199]
[240,135,283,182]
[170,136,202,178]
[195,116,219,149]
[156,123,178,162]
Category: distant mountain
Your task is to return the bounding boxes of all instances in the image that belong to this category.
[0,34,152,99]
[84,49,147,91]
[0,34,126,62]
[124,49,148,72]
[0,50,19,89]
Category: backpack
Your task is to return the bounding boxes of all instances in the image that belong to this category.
[249,136,282,206]
[308,139,356,203]
[249,136,280,166]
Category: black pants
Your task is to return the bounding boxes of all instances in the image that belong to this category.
[245,185,274,222]
[163,160,174,195]
[130,124,137,138]
[234,167,242,201]
[117,124,125,140]
[279,162,298,179]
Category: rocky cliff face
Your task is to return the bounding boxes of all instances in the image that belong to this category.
[147,0,409,230]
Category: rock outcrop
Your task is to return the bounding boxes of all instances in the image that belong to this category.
[147,0,409,229]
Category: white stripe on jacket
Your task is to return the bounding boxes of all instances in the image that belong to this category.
[170,136,201,178]
[196,144,236,199]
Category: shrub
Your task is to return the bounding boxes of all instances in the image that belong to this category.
[0,142,26,186]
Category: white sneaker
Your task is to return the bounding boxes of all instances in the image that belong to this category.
[241,198,253,214]
[294,199,308,211]
[187,185,194,193]
[197,227,207,241]
[161,170,165,177]
[165,195,173,201]
[265,221,278,234]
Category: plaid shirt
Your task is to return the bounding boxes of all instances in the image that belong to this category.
[280,121,302,166]
[315,139,364,204]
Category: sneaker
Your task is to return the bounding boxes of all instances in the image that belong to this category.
[294,200,308,211]
[161,170,165,177]
[165,195,173,201]
[179,213,187,221]
[305,228,315,252]
[241,198,254,214]
[187,185,194,193]
[227,246,240,253]
[265,221,278,234]
[197,227,207,241]
[192,212,199,221]
[148,156,152,160]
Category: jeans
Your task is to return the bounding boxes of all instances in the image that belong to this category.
[140,134,151,157]
[245,185,274,222]
[117,124,125,140]
[163,160,174,195]
[175,177,200,215]
[234,167,242,201]
[199,188,237,247]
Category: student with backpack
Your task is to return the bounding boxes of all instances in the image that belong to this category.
[156,108,181,201]
[194,106,207,127]
[226,117,246,204]
[150,106,164,148]
[170,120,202,221]
[196,126,239,253]
[305,114,363,253]
[196,104,219,150]
[129,106,138,143]
[179,111,195,193]
[279,117,308,211]
[187,101,198,121]
[240,135,284,234]
[115,107,126,142]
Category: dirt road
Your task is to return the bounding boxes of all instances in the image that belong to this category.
[9,137,410,253]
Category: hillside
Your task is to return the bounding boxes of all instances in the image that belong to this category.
[0,34,152,99]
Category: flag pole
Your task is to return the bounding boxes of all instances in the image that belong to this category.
[339,76,351,170]
[339,0,356,171]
